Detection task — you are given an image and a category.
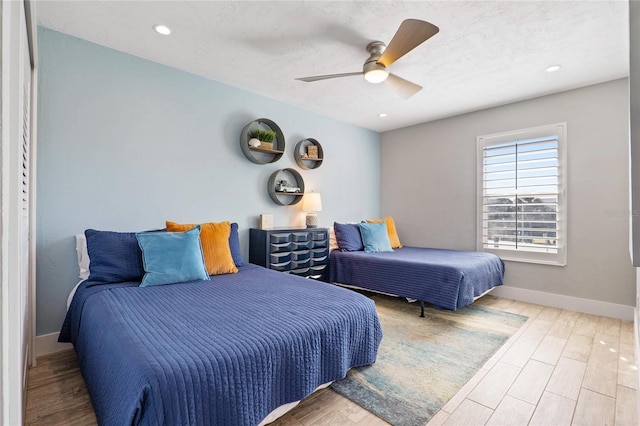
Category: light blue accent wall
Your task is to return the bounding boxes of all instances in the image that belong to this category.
[36,28,380,335]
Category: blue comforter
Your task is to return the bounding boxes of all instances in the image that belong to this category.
[330,247,504,310]
[60,264,382,425]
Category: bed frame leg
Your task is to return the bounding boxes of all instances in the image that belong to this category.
[420,301,425,318]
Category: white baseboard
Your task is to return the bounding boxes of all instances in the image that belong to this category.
[491,285,634,320]
[34,332,72,357]
[635,297,639,387]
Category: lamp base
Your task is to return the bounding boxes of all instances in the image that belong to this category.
[306,213,318,228]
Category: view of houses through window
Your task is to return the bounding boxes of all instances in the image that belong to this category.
[478,123,567,265]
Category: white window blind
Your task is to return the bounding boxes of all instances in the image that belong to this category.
[477,123,566,266]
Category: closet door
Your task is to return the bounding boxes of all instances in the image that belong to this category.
[2,0,34,423]
[19,0,32,374]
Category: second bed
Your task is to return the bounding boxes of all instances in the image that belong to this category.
[330,246,505,312]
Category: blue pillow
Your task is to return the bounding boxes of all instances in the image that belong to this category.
[334,222,364,252]
[85,229,146,283]
[136,225,210,287]
[230,223,244,267]
[359,222,394,253]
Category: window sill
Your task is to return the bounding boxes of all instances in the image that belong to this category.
[497,255,566,267]
[481,247,566,266]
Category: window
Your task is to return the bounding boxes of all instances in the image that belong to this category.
[477,123,567,265]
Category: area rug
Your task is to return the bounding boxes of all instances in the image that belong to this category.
[330,294,528,426]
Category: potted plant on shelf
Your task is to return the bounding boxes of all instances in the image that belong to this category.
[248,129,276,150]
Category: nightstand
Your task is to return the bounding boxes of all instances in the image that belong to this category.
[249,228,329,281]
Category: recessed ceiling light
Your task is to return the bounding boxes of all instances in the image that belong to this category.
[153,24,172,36]
[378,113,387,118]
[546,65,561,73]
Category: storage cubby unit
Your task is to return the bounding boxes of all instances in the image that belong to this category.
[249,228,329,281]
[294,138,324,170]
[240,118,285,164]
[268,168,305,205]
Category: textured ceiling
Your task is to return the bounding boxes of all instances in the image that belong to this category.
[36,0,629,132]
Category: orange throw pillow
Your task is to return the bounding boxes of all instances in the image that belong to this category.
[166,221,238,275]
[366,216,403,248]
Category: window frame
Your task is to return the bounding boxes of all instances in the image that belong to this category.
[476,122,567,266]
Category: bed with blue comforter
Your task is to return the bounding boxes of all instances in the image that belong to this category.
[330,247,504,311]
[60,264,382,425]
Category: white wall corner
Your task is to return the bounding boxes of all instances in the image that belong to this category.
[34,333,71,358]
[491,285,634,321]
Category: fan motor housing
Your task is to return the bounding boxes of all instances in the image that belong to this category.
[365,41,386,63]
[363,41,388,81]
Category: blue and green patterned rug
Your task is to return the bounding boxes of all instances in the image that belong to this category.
[330,294,528,426]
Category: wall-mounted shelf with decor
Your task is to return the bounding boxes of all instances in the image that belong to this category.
[240,118,285,164]
[294,138,324,170]
[268,168,305,205]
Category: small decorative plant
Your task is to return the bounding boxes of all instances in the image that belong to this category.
[248,129,276,143]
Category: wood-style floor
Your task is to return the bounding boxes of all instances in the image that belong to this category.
[25,296,638,426]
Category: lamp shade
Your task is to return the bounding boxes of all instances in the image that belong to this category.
[302,193,322,212]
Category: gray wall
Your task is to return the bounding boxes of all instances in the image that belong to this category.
[381,79,634,306]
[631,0,640,266]
[36,28,380,335]
[630,5,640,386]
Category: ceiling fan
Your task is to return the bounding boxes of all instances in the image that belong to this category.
[295,19,439,99]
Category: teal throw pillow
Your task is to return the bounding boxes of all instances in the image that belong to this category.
[136,225,210,287]
[359,222,394,253]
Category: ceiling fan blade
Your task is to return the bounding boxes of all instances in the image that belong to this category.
[377,19,439,67]
[295,72,363,82]
[385,73,422,99]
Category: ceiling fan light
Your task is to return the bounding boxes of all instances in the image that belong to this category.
[364,68,389,84]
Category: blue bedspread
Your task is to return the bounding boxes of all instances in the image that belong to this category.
[60,264,382,425]
[329,247,504,310]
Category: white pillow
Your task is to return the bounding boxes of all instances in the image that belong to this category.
[67,280,84,310]
[69,233,90,311]
[75,233,90,280]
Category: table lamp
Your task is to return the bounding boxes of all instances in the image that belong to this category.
[302,193,322,228]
